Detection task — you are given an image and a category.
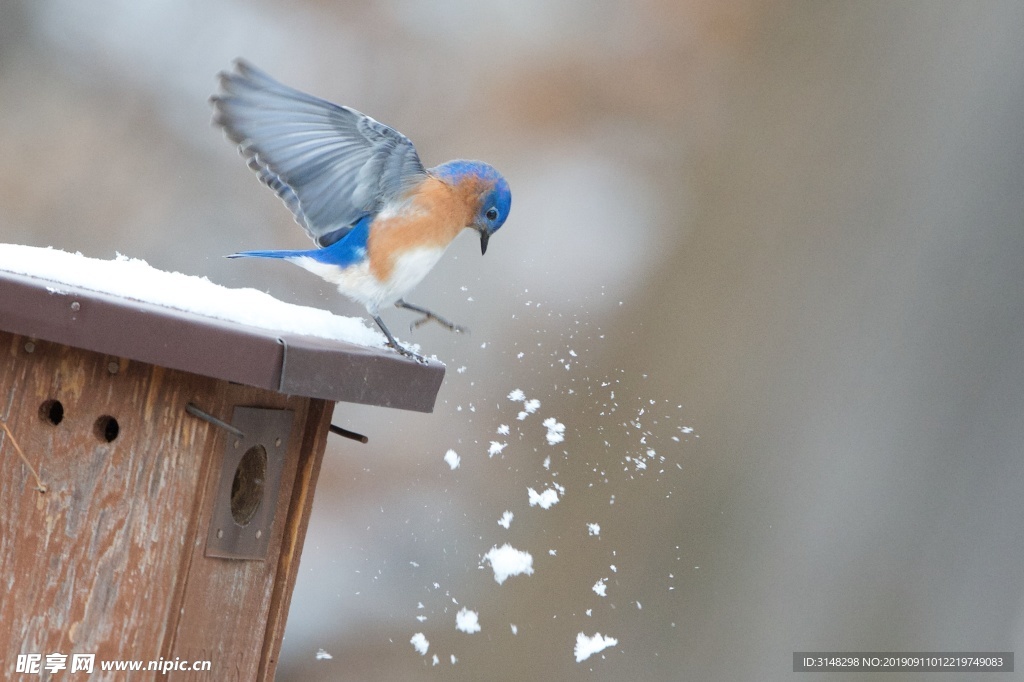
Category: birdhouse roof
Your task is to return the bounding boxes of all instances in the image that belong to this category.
[0,245,444,412]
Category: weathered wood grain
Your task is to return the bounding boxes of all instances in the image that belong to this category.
[0,330,332,681]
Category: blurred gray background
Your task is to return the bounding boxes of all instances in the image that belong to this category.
[3,1,1024,679]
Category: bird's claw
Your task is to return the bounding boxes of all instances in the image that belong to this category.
[410,314,468,334]
[388,341,428,363]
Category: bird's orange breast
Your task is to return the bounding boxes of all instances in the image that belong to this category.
[367,174,489,282]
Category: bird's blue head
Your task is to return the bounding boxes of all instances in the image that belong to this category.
[433,160,511,254]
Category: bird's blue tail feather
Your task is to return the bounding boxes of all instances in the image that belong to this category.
[226,249,304,260]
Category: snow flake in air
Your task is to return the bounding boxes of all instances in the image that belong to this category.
[482,544,535,584]
[543,417,566,445]
[528,486,560,509]
[455,607,481,634]
[410,633,429,656]
[574,632,618,662]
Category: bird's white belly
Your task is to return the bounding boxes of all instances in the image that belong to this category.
[293,247,447,313]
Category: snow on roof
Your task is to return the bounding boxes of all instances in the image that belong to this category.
[0,244,384,347]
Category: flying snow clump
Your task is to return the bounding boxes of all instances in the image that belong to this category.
[455,607,481,634]
[410,633,429,656]
[574,632,618,662]
[482,544,535,584]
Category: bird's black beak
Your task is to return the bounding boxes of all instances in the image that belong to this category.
[480,229,490,255]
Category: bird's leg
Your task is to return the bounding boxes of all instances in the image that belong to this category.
[373,315,426,362]
[395,299,469,334]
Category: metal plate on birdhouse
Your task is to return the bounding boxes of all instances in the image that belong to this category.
[205,407,294,561]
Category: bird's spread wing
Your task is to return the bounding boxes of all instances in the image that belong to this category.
[211,59,426,247]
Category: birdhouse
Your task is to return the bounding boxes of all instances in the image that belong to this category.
[0,254,443,680]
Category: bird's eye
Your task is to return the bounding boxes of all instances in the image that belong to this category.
[486,207,499,221]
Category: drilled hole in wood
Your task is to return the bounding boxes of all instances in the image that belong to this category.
[94,415,119,443]
[231,445,266,527]
[39,400,64,426]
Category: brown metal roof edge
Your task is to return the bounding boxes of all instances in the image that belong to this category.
[0,269,444,412]
[278,334,445,412]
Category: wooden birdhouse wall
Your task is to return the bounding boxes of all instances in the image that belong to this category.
[0,330,332,680]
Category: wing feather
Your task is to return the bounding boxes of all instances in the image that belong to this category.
[211,59,426,246]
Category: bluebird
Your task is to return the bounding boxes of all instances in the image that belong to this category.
[211,59,511,359]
